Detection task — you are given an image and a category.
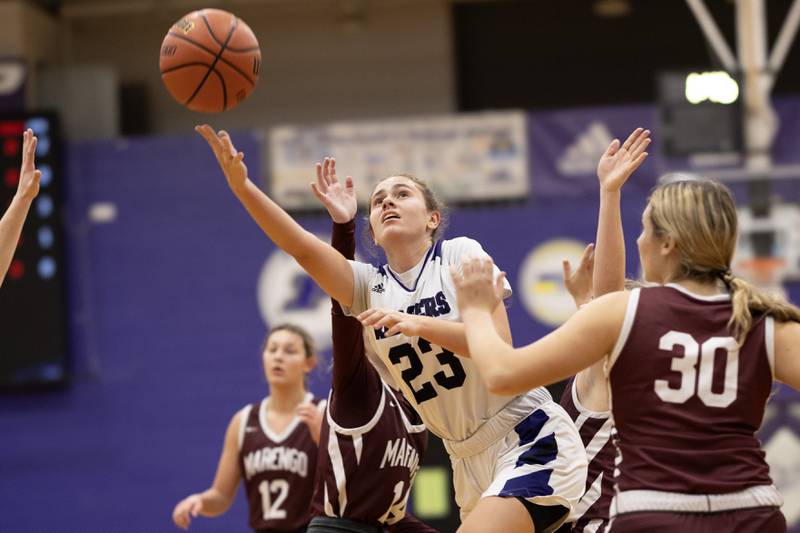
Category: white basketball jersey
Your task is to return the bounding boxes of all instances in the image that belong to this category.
[347,237,518,442]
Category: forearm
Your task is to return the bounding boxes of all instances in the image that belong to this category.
[234,180,321,260]
[462,293,627,396]
[0,195,33,286]
[593,189,626,296]
[416,316,471,356]
[196,487,235,517]
[233,179,353,306]
[329,218,363,378]
[414,301,511,357]
[331,219,356,262]
[461,308,587,397]
[460,308,518,393]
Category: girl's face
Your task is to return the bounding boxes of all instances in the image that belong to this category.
[368,176,439,249]
[261,329,314,388]
[637,203,671,283]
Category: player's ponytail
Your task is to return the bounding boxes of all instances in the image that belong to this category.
[723,272,800,343]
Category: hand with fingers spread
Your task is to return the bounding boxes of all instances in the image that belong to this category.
[597,127,651,192]
[563,243,595,308]
[295,402,324,444]
[0,129,43,287]
[172,494,204,530]
[310,157,356,223]
[450,257,506,314]
[195,124,249,193]
[18,128,41,201]
[357,308,423,338]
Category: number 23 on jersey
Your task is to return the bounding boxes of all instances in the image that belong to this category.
[388,338,466,404]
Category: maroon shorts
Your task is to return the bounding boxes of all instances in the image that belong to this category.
[609,506,786,532]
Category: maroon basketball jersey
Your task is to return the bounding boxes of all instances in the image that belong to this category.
[312,383,428,527]
[238,394,324,531]
[559,376,614,530]
[609,285,775,494]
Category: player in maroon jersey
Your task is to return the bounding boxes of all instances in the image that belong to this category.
[556,129,649,533]
[556,245,614,533]
[172,324,325,531]
[0,129,41,287]
[307,159,437,533]
[455,175,800,531]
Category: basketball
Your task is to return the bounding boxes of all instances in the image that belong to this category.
[159,9,261,113]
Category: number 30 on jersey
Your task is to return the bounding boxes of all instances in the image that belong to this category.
[655,331,739,408]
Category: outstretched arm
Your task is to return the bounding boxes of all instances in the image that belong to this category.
[0,129,41,288]
[172,411,242,529]
[454,258,627,396]
[593,128,650,296]
[312,157,384,426]
[196,125,354,307]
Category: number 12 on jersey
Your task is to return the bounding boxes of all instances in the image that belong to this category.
[259,479,289,520]
[388,338,466,404]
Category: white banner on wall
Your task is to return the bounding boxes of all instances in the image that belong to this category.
[268,111,529,209]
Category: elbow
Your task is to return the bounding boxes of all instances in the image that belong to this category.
[483,367,519,397]
[486,379,520,397]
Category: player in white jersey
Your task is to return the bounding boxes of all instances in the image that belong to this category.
[351,233,586,530]
[196,123,587,533]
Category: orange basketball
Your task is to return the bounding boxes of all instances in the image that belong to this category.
[159,9,261,113]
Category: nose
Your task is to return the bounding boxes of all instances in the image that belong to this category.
[381,196,395,210]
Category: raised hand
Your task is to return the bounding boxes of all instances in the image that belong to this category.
[451,257,505,313]
[596,127,650,192]
[18,129,41,201]
[195,124,248,192]
[172,494,204,530]
[296,403,324,444]
[310,157,356,224]
[563,243,595,308]
[357,308,423,337]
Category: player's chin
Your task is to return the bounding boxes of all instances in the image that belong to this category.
[267,373,301,386]
[267,371,286,384]
[377,225,409,244]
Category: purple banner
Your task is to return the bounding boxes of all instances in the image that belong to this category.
[528,96,800,205]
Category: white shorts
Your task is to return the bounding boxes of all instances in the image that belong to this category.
[445,389,587,529]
